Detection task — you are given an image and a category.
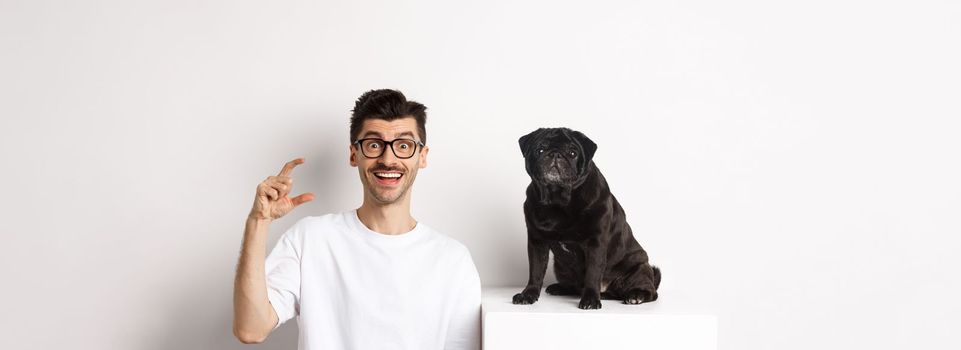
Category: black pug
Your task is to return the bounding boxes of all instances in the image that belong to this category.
[512,127,661,309]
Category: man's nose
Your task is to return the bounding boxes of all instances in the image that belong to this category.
[377,146,400,164]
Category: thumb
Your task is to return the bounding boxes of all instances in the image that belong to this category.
[290,192,315,207]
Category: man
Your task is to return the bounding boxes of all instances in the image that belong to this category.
[233,89,481,349]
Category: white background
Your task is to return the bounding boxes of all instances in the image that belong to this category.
[1,0,959,349]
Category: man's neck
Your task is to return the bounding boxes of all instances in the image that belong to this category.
[356,200,417,236]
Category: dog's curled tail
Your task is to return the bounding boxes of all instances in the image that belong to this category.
[652,265,661,289]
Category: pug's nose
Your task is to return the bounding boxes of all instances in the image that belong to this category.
[548,151,562,165]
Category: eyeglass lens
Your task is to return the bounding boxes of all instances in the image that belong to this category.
[361,139,417,158]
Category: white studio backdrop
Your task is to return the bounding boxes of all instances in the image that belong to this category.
[1,0,959,349]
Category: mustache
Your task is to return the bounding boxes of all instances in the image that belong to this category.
[370,165,406,173]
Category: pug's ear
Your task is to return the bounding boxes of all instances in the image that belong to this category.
[518,128,545,155]
[571,130,597,161]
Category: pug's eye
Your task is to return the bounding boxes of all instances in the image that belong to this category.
[537,149,544,154]
[569,150,577,157]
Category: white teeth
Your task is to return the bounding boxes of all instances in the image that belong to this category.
[375,173,402,178]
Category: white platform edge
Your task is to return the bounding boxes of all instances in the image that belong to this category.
[481,287,718,350]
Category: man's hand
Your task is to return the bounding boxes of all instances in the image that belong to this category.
[249,157,315,221]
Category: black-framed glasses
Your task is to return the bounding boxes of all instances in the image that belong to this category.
[353,138,425,159]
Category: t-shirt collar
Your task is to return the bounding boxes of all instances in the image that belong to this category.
[349,209,426,242]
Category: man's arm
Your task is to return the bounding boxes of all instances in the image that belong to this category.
[233,158,313,344]
[445,250,482,350]
[233,217,280,344]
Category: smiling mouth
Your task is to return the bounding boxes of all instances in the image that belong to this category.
[373,172,404,186]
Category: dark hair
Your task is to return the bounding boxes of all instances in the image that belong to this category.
[349,89,428,145]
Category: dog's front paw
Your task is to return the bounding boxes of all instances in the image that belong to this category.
[512,289,540,305]
[578,293,602,309]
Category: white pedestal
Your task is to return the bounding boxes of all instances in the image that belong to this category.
[482,287,717,350]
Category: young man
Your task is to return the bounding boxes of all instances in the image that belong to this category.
[233,89,481,349]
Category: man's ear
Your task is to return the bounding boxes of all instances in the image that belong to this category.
[570,130,597,161]
[418,145,429,169]
[349,144,358,167]
[518,128,546,155]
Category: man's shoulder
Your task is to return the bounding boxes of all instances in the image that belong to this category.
[280,211,351,239]
[419,224,471,260]
[297,210,348,225]
[418,225,480,288]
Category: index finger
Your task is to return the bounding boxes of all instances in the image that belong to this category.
[278,157,305,177]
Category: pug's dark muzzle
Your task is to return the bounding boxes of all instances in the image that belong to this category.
[536,150,577,184]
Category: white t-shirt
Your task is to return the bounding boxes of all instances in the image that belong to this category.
[264,209,481,350]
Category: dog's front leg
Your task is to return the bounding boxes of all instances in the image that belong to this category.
[512,237,550,304]
[578,238,606,309]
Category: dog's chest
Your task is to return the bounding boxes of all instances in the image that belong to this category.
[528,209,594,244]
[528,206,576,232]
[550,241,581,257]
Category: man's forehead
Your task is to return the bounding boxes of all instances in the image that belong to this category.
[360,118,419,139]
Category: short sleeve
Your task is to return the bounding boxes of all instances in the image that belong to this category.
[264,220,305,330]
[444,249,482,350]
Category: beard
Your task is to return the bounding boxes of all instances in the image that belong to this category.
[362,166,417,204]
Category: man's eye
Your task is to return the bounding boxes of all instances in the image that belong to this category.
[400,144,409,149]
[370,143,380,149]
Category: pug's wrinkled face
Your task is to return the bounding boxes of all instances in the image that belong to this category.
[519,128,597,187]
